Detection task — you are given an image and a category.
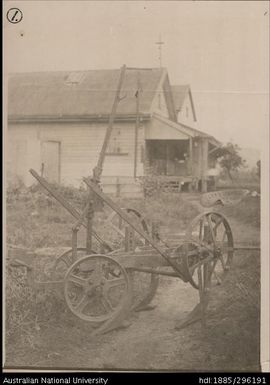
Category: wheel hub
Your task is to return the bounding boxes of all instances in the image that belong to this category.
[214,247,222,258]
[84,279,104,296]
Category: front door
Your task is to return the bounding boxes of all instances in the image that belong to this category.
[41,141,60,183]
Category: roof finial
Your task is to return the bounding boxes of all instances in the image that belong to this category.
[155,34,164,68]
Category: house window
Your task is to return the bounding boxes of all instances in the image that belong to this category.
[186,107,189,118]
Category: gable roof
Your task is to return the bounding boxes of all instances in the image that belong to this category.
[8,68,167,121]
[171,84,197,121]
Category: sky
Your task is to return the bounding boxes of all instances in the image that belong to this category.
[4,0,269,150]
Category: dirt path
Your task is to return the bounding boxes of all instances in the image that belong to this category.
[77,279,199,370]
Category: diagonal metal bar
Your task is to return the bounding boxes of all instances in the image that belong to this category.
[29,169,112,251]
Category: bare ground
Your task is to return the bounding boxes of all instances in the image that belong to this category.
[5,192,260,371]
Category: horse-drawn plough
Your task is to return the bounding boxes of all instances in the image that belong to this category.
[7,65,260,335]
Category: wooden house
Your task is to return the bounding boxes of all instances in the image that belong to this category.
[7,68,220,196]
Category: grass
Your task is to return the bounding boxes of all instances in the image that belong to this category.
[204,250,260,371]
[216,171,260,193]
[222,195,260,228]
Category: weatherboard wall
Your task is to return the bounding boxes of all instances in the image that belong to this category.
[7,121,145,193]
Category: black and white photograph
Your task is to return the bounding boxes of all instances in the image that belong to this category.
[3,0,269,373]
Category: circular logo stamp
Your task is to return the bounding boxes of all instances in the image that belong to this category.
[7,8,23,24]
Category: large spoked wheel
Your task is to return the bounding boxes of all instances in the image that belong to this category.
[53,248,96,279]
[107,208,159,311]
[64,255,132,323]
[184,212,234,289]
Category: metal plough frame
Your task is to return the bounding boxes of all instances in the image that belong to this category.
[27,168,260,334]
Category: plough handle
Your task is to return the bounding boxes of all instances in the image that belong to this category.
[29,169,112,251]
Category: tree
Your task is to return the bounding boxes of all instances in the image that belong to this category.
[214,142,246,181]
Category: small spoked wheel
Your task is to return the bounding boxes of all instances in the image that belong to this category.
[184,212,234,289]
[107,208,159,311]
[64,255,132,323]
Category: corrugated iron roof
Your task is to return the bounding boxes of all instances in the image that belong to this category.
[8,68,165,118]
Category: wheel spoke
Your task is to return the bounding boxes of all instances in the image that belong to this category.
[212,217,223,232]
[60,257,70,267]
[74,294,89,312]
[212,270,222,285]
[187,231,205,246]
[199,218,203,241]
[101,295,114,312]
[69,274,87,286]
[206,215,217,247]
[208,259,218,280]
[106,277,126,289]
[221,230,227,247]
[218,254,227,271]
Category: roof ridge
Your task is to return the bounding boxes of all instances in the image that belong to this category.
[171,84,190,87]
[8,67,164,76]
